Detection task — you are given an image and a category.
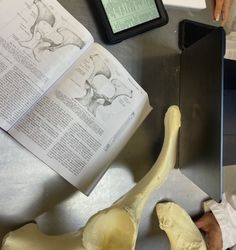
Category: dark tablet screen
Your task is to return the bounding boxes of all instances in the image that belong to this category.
[101,0,161,33]
[179,22,225,202]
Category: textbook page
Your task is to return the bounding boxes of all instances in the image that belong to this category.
[0,0,93,131]
[9,43,152,193]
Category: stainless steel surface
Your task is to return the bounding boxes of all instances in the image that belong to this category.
[0,0,217,248]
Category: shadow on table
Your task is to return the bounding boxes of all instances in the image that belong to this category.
[114,37,180,183]
[0,174,77,240]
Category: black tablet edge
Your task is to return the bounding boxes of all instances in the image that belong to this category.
[93,0,169,44]
[178,19,218,50]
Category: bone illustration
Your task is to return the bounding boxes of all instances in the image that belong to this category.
[156,202,207,250]
[30,0,56,36]
[86,54,112,85]
[48,27,85,51]
[76,54,133,116]
[1,106,181,250]
[20,0,56,49]
[19,0,85,60]
[109,79,133,102]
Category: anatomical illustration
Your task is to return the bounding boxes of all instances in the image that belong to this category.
[76,54,133,117]
[156,202,207,250]
[1,106,181,250]
[19,0,85,61]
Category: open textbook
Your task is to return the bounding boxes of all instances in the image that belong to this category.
[0,0,152,193]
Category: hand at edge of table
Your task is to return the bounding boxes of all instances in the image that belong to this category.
[195,211,223,250]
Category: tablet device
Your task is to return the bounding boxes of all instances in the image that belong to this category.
[93,0,169,44]
[178,20,217,50]
[178,20,225,201]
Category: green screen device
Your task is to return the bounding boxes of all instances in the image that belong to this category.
[93,0,169,44]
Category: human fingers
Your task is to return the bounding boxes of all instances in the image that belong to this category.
[195,218,206,229]
[221,0,231,25]
[206,230,223,250]
[214,0,224,21]
[195,213,211,231]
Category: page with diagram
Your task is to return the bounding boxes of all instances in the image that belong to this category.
[9,43,152,193]
[0,0,93,131]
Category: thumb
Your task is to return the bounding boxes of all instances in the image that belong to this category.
[195,214,211,231]
[195,212,215,231]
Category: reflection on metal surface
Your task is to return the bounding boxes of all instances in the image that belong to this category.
[0,125,208,249]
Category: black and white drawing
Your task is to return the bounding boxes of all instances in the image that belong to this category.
[19,0,85,61]
[76,54,133,117]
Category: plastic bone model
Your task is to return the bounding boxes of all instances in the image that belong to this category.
[20,0,85,60]
[76,54,133,116]
[156,202,207,250]
[1,106,181,250]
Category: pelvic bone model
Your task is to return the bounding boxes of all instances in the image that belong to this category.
[1,106,181,250]
[156,202,207,250]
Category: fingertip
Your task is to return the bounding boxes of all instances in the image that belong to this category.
[221,19,227,26]
[195,219,203,229]
[215,13,221,22]
[222,13,229,26]
[214,0,224,21]
[221,0,231,25]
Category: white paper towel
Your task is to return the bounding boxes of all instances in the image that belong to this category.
[163,0,206,10]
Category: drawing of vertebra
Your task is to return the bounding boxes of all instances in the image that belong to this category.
[19,0,85,61]
[76,54,133,117]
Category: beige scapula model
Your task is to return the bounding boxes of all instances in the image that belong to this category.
[1,106,181,250]
[156,202,207,250]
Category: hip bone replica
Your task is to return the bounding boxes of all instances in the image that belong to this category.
[1,106,196,250]
[156,202,207,250]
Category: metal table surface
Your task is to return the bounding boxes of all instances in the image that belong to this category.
[0,0,217,249]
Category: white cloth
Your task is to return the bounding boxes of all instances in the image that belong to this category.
[203,164,236,249]
[204,193,236,249]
